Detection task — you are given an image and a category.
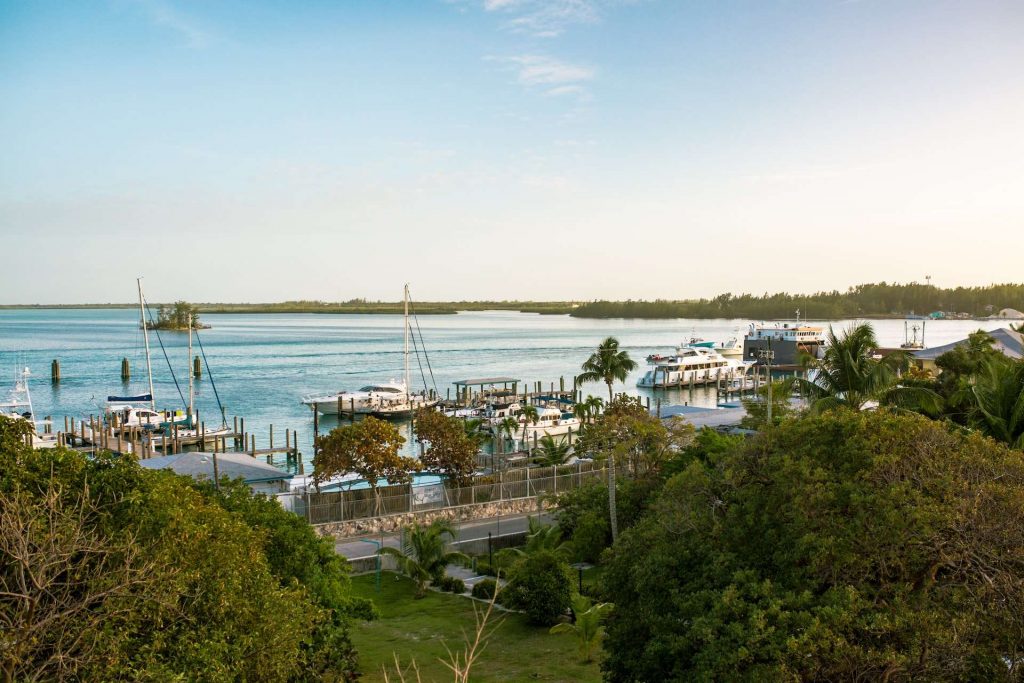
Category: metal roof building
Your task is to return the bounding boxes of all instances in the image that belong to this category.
[912,327,1023,370]
[139,451,294,494]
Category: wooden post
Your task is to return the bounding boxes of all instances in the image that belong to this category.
[269,424,274,449]
[121,357,130,381]
[250,434,256,457]
[337,396,342,416]
[240,417,245,448]
[193,355,202,378]
[200,421,206,450]
[350,397,355,420]
[233,416,239,446]
[51,359,61,383]
[656,397,662,418]
[313,405,319,439]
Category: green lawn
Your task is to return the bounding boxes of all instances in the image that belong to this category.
[349,573,603,683]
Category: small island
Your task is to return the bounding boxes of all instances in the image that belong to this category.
[144,301,211,330]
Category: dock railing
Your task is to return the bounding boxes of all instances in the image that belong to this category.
[280,461,605,526]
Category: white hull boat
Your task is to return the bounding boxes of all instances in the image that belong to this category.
[638,345,751,388]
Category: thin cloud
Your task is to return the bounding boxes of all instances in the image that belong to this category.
[489,54,595,97]
[130,0,209,47]
[482,0,601,37]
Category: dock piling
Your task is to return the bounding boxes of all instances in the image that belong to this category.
[51,359,60,383]
[120,358,130,381]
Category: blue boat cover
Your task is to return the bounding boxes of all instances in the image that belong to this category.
[106,394,153,403]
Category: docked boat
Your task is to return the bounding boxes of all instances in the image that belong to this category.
[900,321,926,350]
[689,336,744,359]
[742,313,827,365]
[302,285,438,418]
[637,345,750,388]
[1,367,59,448]
[517,405,581,440]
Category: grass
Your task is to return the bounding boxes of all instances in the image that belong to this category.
[349,572,603,683]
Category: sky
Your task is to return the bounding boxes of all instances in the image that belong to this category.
[1,0,1022,304]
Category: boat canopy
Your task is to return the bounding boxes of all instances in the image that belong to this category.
[106,393,153,403]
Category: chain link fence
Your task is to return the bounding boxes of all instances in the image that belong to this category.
[278,461,605,525]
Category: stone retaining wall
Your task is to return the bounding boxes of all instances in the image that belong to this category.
[315,495,555,540]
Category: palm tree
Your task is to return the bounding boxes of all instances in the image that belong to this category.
[496,517,571,568]
[578,337,638,402]
[520,404,539,449]
[970,356,1024,450]
[793,323,938,413]
[379,519,468,598]
[573,402,592,429]
[583,395,604,423]
[497,416,519,451]
[549,595,613,663]
[462,418,489,448]
[534,434,571,466]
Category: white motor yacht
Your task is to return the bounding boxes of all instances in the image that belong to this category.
[516,406,581,441]
[1,367,59,448]
[637,345,751,388]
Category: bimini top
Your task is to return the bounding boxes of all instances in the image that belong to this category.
[452,377,519,386]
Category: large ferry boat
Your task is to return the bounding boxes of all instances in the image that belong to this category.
[637,346,750,388]
[742,314,827,365]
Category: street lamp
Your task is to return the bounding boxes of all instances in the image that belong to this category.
[570,562,594,594]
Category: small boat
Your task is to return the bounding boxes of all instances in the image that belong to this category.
[742,311,827,364]
[689,336,744,359]
[900,321,926,350]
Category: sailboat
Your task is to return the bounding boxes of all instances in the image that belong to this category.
[302,284,438,418]
[103,278,191,432]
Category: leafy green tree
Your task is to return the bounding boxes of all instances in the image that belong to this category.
[153,300,201,330]
[740,377,797,429]
[414,408,479,486]
[496,517,571,569]
[931,330,1003,423]
[507,550,573,626]
[379,519,468,598]
[0,416,362,681]
[576,395,693,475]
[794,322,938,412]
[602,410,1024,682]
[578,337,638,402]
[313,417,415,513]
[550,595,614,663]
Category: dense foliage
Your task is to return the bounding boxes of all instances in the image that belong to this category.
[571,281,1024,319]
[601,411,1024,681]
[506,550,573,626]
[151,300,201,329]
[0,416,362,682]
[379,518,467,598]
[413,408,479,486]
[313,417,416,513]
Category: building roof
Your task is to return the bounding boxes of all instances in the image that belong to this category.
[139,451,294,483]
[995,308,1024,320]
[912,327,1023,361]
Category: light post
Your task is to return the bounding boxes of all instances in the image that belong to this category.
[757,342,776,425]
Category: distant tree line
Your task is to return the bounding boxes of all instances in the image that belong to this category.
[570,282,1024,319]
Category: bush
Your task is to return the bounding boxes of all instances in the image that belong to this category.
[474,559,498,577]
[571,511,610,563]
[509,550,572,626]
[434,575,466,594]
[471,578,498,600]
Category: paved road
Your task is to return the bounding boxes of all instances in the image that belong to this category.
[333,512,553,560]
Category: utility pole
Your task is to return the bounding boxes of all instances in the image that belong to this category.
[757,340,776,425]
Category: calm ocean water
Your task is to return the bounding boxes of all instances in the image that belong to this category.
[0,309,999,470]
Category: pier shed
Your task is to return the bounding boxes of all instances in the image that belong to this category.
[139,451,293,494]
[452,376,520,405]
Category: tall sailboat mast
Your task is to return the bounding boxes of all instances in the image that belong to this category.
[187,313,194,416]
[403,283,410,394]
[137,278,156,411]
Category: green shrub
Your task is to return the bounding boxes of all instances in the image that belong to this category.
[509,550,572,626]
[434,575,466,593]
[474,559,497,577]
[571,510,610,563]
[471,578,498,600]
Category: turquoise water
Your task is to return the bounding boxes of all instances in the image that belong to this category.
[0,308,995,471]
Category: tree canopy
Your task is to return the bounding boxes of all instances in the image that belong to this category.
[413,408,479,486]
[313,417,416,505]
[601,410,1024,682]
[0,415,363,681]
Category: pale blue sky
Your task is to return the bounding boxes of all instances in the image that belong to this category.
[2,0,1022,303]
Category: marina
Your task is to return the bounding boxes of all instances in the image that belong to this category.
[0,307,1000,473]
